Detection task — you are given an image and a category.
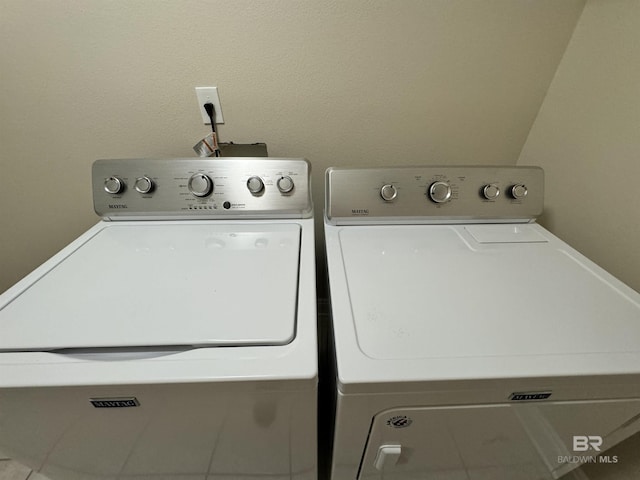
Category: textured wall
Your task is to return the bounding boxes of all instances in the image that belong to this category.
[0,0,584,292]
[519,3,640,475]
[519,0,640,293]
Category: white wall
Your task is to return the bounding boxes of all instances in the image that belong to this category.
[2,1,640,478]
[519,2,640,476]
[0,0,584,293]
[519,0,640,294]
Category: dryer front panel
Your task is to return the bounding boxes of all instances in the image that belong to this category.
[359,399,640,480]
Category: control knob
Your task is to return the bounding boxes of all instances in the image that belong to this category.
[510,184,528,199]
[134,176,154,194]
[482,184,500,200]
[428,181,452,203]
[188,173,213,197]
[380,184,398,202]
[104,176,125,195]
[277,176,294,194]
[247,176,265,195]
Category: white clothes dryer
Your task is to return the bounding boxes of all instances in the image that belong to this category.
[0,158,317,480]
[323,165,640,480]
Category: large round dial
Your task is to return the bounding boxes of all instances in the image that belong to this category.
[247,176,265,195]
[188,173,213,197]
[104,176,125,194]
[277,176,294,194]
[380,184,398,202]
[134,176,154,194]
[510,184,528,199]
[428,181,452,203]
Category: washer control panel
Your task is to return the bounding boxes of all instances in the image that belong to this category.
[326,165,543,224]
[93,157,312,220]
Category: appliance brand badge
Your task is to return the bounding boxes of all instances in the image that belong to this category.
[509,391,552,401]
[90,397,140,408]
[108,204,128,209]
[351,208,369,216]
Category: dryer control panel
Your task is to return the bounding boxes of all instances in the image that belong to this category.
[325,165,544,225]
[93,157,313,220]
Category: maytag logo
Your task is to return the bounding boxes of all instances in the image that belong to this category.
[509,391,552,401]
[351,208,369,216]
[108,204,128,209]
[90,397,140,408]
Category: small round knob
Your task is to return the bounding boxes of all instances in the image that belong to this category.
[104,176,125,194]
[247,176,265,195]
[188,173,213,197]
[380,184,398,202]
[511,184,528,199]
[135,176,154,194]
[482,184,500,200]
[277,176,294,194]
[428,181,452,203]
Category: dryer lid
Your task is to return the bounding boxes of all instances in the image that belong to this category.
[0,223,301,352]
[337,224,640,362]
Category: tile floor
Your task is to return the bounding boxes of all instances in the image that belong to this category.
[0,459,48,480]
[2,436,639,480]
[0,450,45,480]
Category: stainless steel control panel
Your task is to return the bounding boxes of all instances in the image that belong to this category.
[93,157,312,220]
[325,165,543,225]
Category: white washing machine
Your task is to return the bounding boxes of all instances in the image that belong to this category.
[0,157,317,480]
[323,166,640,480]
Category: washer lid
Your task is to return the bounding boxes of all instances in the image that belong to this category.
[0,223,301,351]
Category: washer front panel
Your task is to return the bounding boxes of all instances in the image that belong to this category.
[0,222,301,352]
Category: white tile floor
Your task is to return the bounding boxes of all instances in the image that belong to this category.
[0,459,49,480]
[0,450,46,480]
[2,434,639,480]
